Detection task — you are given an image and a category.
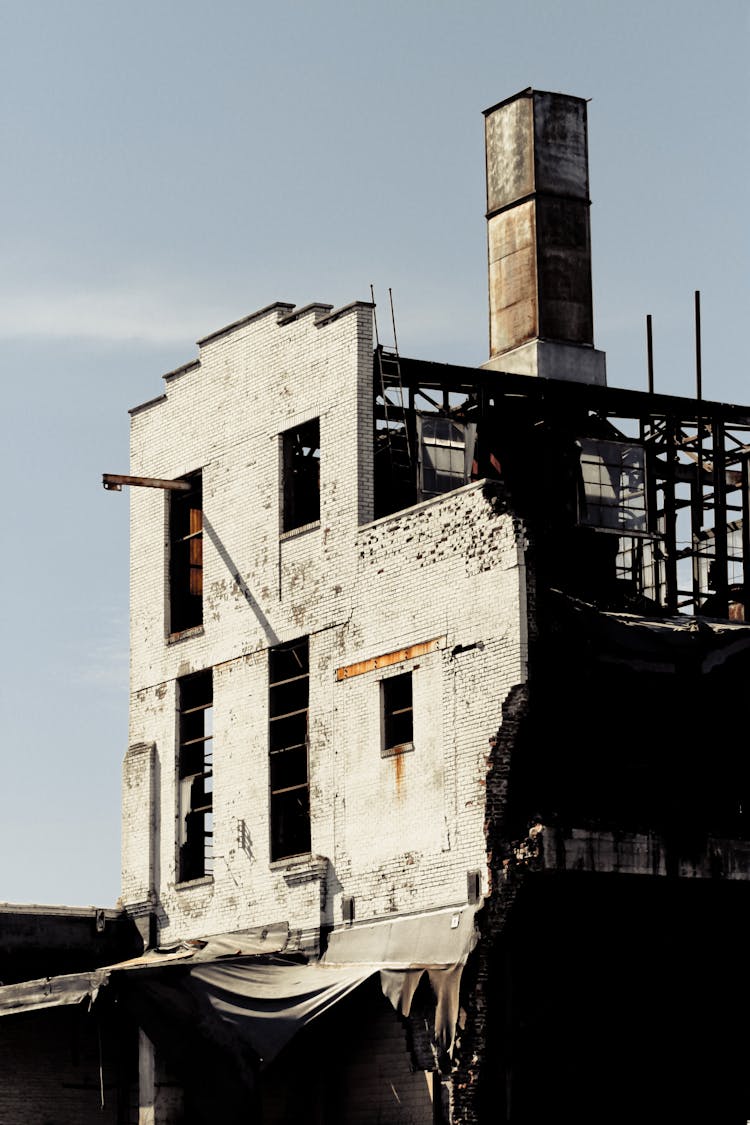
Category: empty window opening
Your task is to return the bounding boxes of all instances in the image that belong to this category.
[579,439,647,533]
[177,669,213,882]
[269,638,311,860]
[696,523,747,619]
[616,536,659,602]
[382,672,413,755]
[418,416,476,499]
[169,471,203,633]
[282,419,320,532]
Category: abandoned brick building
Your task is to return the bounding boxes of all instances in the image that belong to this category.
[1,88,749,1124]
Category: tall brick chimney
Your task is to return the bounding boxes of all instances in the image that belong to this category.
[482,88,606,385]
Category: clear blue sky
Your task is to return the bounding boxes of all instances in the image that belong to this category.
[1,0,748,906]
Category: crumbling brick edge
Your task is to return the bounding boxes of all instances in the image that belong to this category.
[450,681,534,1124]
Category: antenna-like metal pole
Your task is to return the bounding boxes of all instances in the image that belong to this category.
[388,287,399,354]
[694,290,702,402]
[646,314,654,395]
[692,289,704,609]
[370,283,381,349]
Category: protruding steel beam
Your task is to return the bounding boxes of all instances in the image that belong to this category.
[102,473,191,492]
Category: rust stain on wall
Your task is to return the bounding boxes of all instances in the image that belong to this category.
[393,748,405,794]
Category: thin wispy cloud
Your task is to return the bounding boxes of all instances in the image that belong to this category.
[0,286,231,345]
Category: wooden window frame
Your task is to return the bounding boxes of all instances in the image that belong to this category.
[381,671,414,757]
[169,470,203,634]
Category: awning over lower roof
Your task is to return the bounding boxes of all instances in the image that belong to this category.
[0,922,290,1019]
[0,969,110,1016]
[130,956,377,1068]
[323,904,478,968]
[323,905,480,1052]
[0,907,481,1061]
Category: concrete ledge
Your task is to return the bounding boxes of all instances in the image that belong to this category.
[483,339,606,385]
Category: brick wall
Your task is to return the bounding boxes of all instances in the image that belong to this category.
[262,979,435,1124]
[0,1007,127,1125]
[121,741,155,909]
[451,681,532,1125]
[123,301,529,947]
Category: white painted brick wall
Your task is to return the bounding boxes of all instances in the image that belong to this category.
[123,301,528,944]
[121,741,155,907]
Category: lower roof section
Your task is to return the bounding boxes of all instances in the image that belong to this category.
[0,908,480,1060]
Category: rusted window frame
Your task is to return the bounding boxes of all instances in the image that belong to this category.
[282,420,320,532]
[269,637,311,861]
[169,470,203,634]
[381,671,414,757]
[177,669,213,883]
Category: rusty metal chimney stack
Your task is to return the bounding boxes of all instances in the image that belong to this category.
[482,88,606,384]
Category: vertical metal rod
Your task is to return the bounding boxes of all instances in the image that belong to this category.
[642,415,660,600]
[690,455,704,611]
[646,314,654,394]
[742,455,750,620]
[388,287,399,355]
[692,291,704,611]
[712,415,728,616]
[664,417,678,613]
[370,284,380,349]
[694,290,702,402]
[97,1020,105,1110]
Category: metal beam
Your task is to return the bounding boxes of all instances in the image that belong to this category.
[102,473,191,492]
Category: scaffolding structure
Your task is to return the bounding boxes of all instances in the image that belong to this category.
[374,354,750,620]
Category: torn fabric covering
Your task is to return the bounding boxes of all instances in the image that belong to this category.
[187,957,376,1065]
[0,910,479,1067]
[0,969,110,1017]
[380,964,465,1052]
[323,905,480,1052]
[109,920,291,969]
[118,908,480,1067]
[0,922,290,1020]
[323,903,478,967]
[117,954,376,1075]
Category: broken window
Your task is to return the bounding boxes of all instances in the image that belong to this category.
[417,416,476,499]
[381,672,413,755]
[282,419,320,531]
[578,439,647,533]
[269,637,311,860]
[177,669,213,882]
[169,471,203,633]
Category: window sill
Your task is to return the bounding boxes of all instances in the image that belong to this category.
[269,852,312,871]
[270,854,329,885]
[381,741,415,759]
[280,520,320,542]
[175,875,214,891]
[167,625,205,645]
